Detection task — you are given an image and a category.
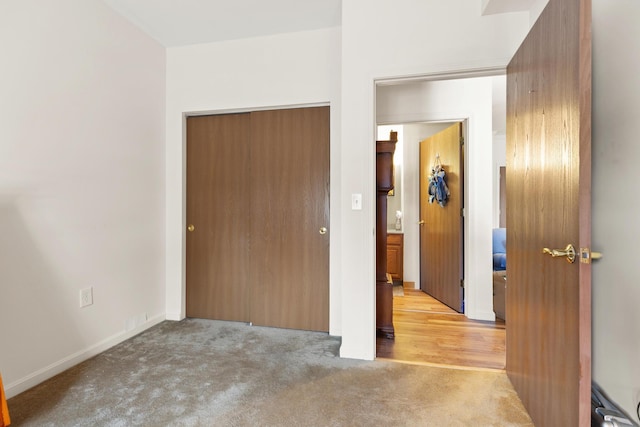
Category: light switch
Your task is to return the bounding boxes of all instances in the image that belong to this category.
[351,193,362,210]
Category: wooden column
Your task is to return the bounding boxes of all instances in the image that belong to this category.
[376,132,397,339]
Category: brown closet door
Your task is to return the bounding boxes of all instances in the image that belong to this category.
[186,113,251,321]
[249,107,330,332]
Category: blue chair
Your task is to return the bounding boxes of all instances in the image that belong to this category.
[492,228,507,271]
[492,228,507,320]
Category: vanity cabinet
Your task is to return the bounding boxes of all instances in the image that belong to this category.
[387,233,403,284]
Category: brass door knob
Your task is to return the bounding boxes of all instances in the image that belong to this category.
[418,220,425,225]
[542,244,576,263]
[319,227,327,235]
[187,224,195,232]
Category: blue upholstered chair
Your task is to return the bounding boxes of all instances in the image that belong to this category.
[492,228,507,271]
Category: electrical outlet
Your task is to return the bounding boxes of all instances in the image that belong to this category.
[80,287,93,308]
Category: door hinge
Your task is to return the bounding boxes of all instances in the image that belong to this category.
[460,279,465,288]
[460,208,465,217]
[460,136,465,146]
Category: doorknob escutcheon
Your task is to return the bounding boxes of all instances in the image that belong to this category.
[319,227,327,235]
[542,244,576,263]
[187,224,195,232]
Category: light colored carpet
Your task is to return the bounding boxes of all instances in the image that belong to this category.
[8,319,533,426]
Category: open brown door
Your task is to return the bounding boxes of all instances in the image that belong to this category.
[419,123,463,312]
[506,0,592,425]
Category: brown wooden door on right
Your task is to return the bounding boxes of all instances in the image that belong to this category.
[419,123,464,312]
[506,0,592,424]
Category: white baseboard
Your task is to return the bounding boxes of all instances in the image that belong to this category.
[5,313,166,399]
[339,343,375,361]
[165,311,185,321]
[466,309,496,322]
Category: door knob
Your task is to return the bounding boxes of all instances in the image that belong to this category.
[187,224,195,232]
[418,220,425,225]
[319,227,327,235]
[542,244,576,263]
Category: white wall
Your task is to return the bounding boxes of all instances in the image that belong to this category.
[492,75,507,228]
[377,78,496,319]
[592,0,640,419]
[0,0,166,397]
[164,28,343,334]
[492,134,506,228]
[339,0,531,360]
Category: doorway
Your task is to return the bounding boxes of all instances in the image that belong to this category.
[374,74,506,368]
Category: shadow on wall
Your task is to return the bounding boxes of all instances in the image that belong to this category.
[0,194,83,400]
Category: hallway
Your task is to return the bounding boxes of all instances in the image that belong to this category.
[376,284,506,370]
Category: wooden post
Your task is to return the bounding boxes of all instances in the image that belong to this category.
[376,131,397,339]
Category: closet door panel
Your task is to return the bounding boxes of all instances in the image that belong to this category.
[249,107,330,332]
[185,113,251,321]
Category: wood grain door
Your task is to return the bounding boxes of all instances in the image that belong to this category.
[419,123,463,312]
[186,113,251,321]
[249,107,330,332]
[506,0,592,425]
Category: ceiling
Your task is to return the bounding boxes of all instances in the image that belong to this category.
[102,0,342,47]
[481,0,538,15]
[102,0,519,134]
[102,0,537,48]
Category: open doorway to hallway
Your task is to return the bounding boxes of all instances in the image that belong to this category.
[376,286,505,369]
[374,74,507,370]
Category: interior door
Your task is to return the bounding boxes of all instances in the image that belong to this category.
[186,113,251,321]
[506,0,592,425]
[419,122,463,312]
[249,107,330,332]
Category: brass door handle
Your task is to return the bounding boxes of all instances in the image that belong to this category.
[418,220,425,225]
[319,227,327,235]
[187,224,195,232]
[543,244,576,263]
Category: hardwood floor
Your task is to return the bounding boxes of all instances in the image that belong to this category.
[376,285,506,370]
